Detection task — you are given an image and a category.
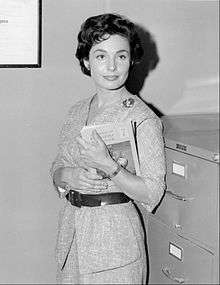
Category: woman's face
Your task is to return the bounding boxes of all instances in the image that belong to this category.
[84,34,131,91]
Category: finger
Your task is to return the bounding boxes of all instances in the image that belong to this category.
[86,170,103,180]
[81,174,107,187]
[87,167,97,174]
[80,171,108,187]
[77,182,99,191]
[83,188,102,193]
[79,168,101,183]
[80,180,108,191]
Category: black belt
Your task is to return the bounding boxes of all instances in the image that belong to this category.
[66,190,131,208]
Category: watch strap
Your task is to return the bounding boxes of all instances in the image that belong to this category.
[107,163,122,179]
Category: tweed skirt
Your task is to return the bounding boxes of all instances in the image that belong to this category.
[56,200,147,284]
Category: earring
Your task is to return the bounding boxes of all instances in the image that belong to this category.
[85,62,90,70]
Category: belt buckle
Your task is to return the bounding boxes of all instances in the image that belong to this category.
[69,190,81,208]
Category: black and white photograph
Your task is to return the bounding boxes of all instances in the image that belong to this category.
[0,0,41,67]
[0,0,219,284]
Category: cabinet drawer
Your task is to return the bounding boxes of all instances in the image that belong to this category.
[155,148,219,248]
[148,215,214,284]
[165,148,218,197]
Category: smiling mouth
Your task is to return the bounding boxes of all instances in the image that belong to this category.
[103,75,119,81]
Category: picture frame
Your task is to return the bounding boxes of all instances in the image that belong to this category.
[0,0,42,68]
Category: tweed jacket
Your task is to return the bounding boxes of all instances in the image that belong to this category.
[51,94,166,274]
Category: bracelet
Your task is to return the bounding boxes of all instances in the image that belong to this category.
[107,163,122,179]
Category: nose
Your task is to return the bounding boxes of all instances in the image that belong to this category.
[107,57,116,71]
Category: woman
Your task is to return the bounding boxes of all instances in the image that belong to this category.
[51,13,166,284]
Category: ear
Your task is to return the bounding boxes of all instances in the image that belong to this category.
[83,59,90,70]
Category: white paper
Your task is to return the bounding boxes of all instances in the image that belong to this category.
[0,0,39,65]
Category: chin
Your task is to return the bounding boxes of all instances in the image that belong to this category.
[103,84,124,91]
[103,81,126,90]
[109,85,125,90]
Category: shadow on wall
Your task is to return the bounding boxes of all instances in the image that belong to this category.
[126,24,164,118]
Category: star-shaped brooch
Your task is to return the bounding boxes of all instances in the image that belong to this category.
[122,98,135,108]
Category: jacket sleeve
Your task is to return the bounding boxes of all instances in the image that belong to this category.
[50,105,79,179]
[136,117,166,212]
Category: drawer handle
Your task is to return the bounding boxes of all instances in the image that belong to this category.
[166,190,194,202]
[162,266,186,284]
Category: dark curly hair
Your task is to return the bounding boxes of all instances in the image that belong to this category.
[75,13,144,76]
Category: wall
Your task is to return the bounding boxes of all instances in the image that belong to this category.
[105,0,219,114]
[0,0,218,283]
[0,1,106,283]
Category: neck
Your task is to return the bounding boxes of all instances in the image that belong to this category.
[95,86,129,108]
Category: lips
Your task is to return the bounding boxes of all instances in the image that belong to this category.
[103,75,119,81]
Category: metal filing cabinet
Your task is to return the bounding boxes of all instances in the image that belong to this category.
[146,113,219,284]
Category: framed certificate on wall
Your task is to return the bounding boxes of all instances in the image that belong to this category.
[0,0,42,68]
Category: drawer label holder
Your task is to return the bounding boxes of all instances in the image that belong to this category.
[169,242,183,261]
[172,161,186,178]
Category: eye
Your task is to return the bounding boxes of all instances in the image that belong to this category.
[96,54,106,60]
[118,54,128,60]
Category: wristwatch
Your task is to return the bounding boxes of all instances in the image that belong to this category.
[107,163,122,179]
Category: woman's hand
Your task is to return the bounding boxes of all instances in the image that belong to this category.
[76,130,116,176]
[53,166,108,193]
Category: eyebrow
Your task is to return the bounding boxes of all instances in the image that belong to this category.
[93,49,129,54]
